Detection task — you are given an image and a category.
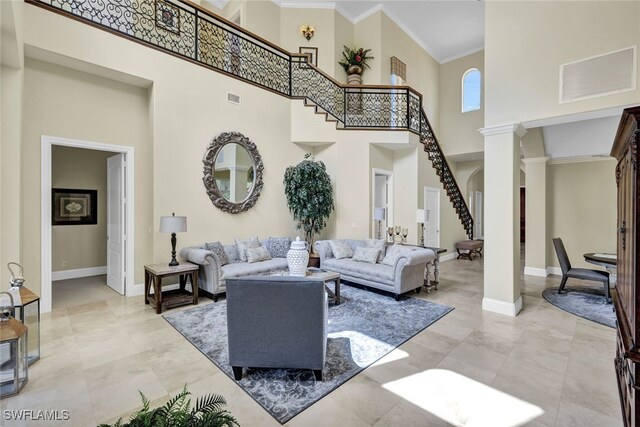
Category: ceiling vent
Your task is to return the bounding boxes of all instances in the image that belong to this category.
[227,92,241,105]
[560,46,636,103]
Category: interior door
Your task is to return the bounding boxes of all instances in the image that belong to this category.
[107,154,125,294]
[424,187,440,247]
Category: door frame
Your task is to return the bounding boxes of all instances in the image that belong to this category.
[41,135,135,313]
[424,186,441,247]
[371,168,394,239]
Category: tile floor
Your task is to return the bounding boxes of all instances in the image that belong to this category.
[0,257,621,426]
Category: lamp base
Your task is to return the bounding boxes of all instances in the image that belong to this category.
[168,258,179,267]
[168,232,179,266]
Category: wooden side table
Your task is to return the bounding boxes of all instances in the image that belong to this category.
[144,262,199,314]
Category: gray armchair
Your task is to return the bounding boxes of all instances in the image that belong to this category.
[552,237,610,303]
[226,276,328,381]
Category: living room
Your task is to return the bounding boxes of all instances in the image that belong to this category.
[1,0,638,425]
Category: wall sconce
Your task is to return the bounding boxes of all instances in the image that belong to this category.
[300,25,315,41]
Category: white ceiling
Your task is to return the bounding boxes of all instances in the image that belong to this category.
[209,1,485,64]
[542,116,620,160]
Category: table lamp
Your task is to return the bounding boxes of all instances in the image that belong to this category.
[159,213,187,266]
[416,209,426,246]
[373,208,386,239]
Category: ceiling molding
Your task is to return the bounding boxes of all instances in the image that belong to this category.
[521,156,550,165]
[548,155,614,165]
[522,105,630,129]
[378,5,438,62]
[349,4,383,24]
[278,1,337,10]
[440,46,484,65]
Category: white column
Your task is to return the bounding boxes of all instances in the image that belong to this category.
[480,123,527,316]
[523,157,550,277]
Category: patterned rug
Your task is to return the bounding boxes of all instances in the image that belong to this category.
[163,284,453,424]
[542,286,615,328]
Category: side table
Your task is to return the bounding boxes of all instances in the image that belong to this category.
[144,262,199,314]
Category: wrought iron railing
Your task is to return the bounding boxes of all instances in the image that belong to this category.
[28,0,471,236]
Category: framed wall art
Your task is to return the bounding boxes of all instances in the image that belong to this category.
[155,0,180,34]
[299,47,318,67]
[52,188,98,225]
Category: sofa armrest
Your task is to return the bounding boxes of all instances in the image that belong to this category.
[179,247,223,294]
[314,240,333,264]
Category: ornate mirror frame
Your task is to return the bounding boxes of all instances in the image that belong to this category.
[202,132,264,214]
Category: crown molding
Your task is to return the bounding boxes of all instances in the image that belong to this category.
[548,155,614,165]
[277,1,337,10]
[479,123,527,138]
[349,4,383,24]
[440,46,484,65]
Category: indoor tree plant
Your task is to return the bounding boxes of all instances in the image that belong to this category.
[98,387,239,427]
[283,154,334,254]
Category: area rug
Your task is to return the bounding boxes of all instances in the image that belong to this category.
[542,286,615,328]
[163,284,453,424]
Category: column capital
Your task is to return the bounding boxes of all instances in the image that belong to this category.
[522,156,550,165]
[479,123,527,138]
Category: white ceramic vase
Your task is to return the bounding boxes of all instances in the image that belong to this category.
[287,236,309,277]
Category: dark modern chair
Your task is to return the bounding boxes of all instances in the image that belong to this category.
[226,275,328,381]
[552,238,610,303]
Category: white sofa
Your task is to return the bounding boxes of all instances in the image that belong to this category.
[314,239,435,300]
[180,238,289,301]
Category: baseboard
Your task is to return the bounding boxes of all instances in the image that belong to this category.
[524,266,549,277]
[439,252,458,262]
[51,266,107,281]
[547,267,562,276]
[482,296,523,317]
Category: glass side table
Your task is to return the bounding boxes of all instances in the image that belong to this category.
[13,287,40,365]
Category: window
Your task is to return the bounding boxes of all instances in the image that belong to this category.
[462,68,481,113]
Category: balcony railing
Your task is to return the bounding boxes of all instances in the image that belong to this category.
[30,0,422,134]
[27,0,472,237]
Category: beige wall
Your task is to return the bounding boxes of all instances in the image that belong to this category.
[439,51,484,156]
[51,146,114,272]
[334,12,354,83]
[280,8,336,78]
[547,159,617,269]
[485,1,640,125]
[23,57,153,290]
[354,12,382,86]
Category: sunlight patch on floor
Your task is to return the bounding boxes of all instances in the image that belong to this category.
[328,330,407,367]
[383,369,544,427]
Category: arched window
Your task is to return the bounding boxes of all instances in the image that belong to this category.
[462,68,481,113]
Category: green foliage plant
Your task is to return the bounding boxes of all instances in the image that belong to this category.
[283,154,335,252]
[98,386,239,427]
[338,46,374,73]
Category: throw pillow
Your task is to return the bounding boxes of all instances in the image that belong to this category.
[381,243,401,266]
[204,241,229,266]
[235,237,260,262]
[364,238,386,262]
[268,237,291,258]
[246,246,272,263]
[352,247,380,264]
[328,240,353,259]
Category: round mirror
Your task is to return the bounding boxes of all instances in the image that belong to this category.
[203,132,264,213]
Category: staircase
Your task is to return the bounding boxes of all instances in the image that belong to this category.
[29,0,473,238]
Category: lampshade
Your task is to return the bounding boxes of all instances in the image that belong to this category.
[373,207,386,221]
[416,209,426,224]
[159,213,187,233]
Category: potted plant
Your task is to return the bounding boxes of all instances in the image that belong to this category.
[339,46,374,84]
[283,154,334,260]
[99,386,239,427]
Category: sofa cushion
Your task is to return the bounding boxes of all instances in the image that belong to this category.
[268,237,291,258]
[329,240,353,259]
[247,246,272,263]
[221,258,289,280]
[323,258,395,283]
[381,243,418,266]
[364,238,386,262]
[236,237,260,262]
[352,247,380,264]
[223,244,240,263]
[204,241,229,266]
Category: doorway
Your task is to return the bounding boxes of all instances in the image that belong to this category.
[520,187,526,243]
[372,169,393,240]
[41,135,134,313]
[424,187,440,247]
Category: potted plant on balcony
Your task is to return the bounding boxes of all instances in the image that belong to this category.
[339,46,374,85]
[283,154,334,265]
